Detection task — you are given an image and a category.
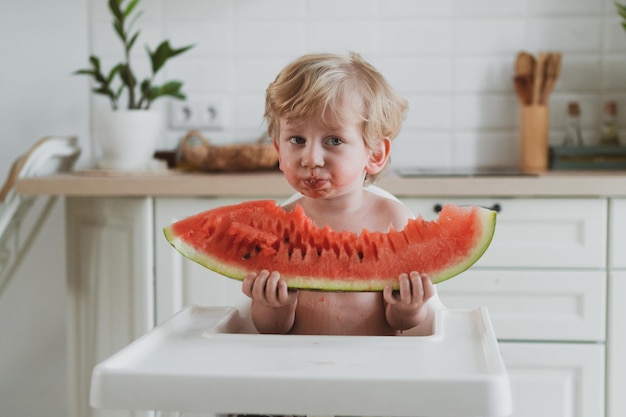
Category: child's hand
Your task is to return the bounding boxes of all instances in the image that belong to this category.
[383,271,435,330]
[242,270,297,308]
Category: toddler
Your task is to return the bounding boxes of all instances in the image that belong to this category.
[242,52,435,335]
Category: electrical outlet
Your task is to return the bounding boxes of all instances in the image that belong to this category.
[169,99,225,130]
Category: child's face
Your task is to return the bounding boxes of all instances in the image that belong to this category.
[274,114,388,200]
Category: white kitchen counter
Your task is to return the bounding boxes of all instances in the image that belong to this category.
[15,169,626,197]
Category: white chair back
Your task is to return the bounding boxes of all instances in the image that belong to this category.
[0,136,80,295]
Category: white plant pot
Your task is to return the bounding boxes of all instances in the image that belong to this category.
[95,109,162,170]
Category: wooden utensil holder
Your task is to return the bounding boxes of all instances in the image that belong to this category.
[520,105,549,172]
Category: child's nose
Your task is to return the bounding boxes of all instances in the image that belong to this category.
[302,143,324,167]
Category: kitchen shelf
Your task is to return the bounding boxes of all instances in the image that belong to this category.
[550,146,626,170]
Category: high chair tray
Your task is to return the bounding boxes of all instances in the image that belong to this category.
[90,305,512,417]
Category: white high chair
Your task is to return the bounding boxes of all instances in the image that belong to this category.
[89,187,512,417]
[0,136,80,295]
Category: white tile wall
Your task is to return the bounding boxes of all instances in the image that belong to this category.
[89,0,626,169]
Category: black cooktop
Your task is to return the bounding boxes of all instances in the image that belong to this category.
[395,167,537,177]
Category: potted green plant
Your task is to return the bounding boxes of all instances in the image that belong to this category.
[616,1,626,31]
[75,0,194,170]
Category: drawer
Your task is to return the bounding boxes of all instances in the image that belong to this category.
[403,198,607,268]
[499,342,604,417]
[436,269,606,342]
[609,198,626,269]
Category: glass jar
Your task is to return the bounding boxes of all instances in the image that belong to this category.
[599,101,620,146]
[563,101,584,147]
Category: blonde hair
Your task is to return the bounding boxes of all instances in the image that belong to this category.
[264,52,408,183]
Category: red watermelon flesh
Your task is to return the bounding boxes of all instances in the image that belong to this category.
[163,200,496,291]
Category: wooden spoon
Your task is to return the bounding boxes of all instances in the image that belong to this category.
[513,75,532,105]
[514,51,535,104]
[515,51,535,78]
[532,52,547,105]
[540,52,561,104]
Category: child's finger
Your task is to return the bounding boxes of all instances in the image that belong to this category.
[398,272,413,304]
[265,271,283,303]
[421,273,435,301]
[251,270,271,300]
[241,272,258,298]
[409,271,425,302]
[277,279,297,305]
[383,284,396,304]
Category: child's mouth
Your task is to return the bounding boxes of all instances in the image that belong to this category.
[304,178,326,189]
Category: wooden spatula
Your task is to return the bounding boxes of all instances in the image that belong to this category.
[539,52,562,104]
[514,51,535,105]
[532,52,547,105]
[515,51,535,78]
[513,75,532,105]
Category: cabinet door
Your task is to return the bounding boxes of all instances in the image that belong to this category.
[499,342,605,417]
[607,271,626,417]
[437,269,606,342]
[66,197,154,417]
[156,197,269,324]
[403,198,607,268]
[609,199,626,269]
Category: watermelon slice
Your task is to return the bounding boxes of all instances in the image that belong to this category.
[163,200,496,291]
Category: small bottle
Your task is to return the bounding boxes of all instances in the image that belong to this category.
[599,101,620,146]
[563,101,584,147]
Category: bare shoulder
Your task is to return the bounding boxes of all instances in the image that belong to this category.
[367,192,414,231]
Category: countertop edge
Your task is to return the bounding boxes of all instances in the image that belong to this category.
[15,170,626,198]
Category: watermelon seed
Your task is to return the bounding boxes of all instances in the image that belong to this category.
[255,245,261,252]
[358,251,364,260]
[242,253,251,260]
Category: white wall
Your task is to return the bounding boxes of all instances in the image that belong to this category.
[89,0,626,170]
[2,0,626,416]
[0,1,88,416]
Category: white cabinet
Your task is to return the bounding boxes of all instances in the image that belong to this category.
[66,197,154,417]
[607,199,626,417]
[436,269,606,342]
[609,199,626,269]
[406,198,608,341]
[404,198,607,268]
[608,271,626,417]
[404,197,608,417]
[500,342,605,417]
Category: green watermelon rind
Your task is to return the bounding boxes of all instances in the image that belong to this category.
[163,208,496,292]
[164,225,252,283]
[427,208,497,285]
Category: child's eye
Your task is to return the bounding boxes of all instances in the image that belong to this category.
[326,137,343,146]
[289,136,306,145]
